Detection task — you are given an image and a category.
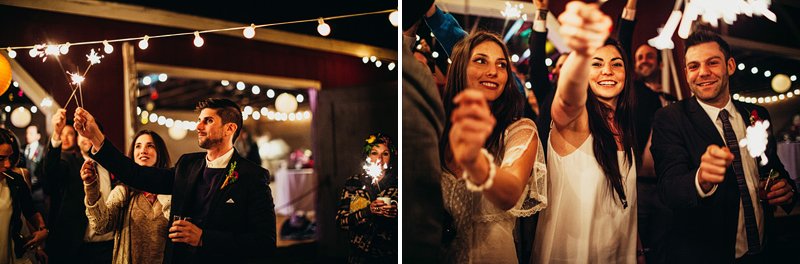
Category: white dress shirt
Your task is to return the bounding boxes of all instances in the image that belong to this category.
[694,97,763,258]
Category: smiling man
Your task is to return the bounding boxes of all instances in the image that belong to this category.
[651,31,796,263]
[73,98,276,263]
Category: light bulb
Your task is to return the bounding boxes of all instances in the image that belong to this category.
[142,76,152,86]
[511,54,519,63]
[236,81,245,90]
[139,36,150,50]
[388,62,396,71]
[362,56,369,63]
[375,60,382,67]
[296,94,304,103]
[193,31,204,47]
[317,18,331,36]
[370,55,376,62]
[389,11,399,27]
[103,40,114,54]
[158,73,168,82]
[221,80,230,86]
[59,42,70,55]
[738,63,745,71]
[243,24,256,39]
[252,85,261,95]
[431,51,439,58]
[6,48,15,58]
[267,89,275,98]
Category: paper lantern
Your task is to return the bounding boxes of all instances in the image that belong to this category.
[10,107,31,128]
[168,126,188,140]
[771,74,791,93]
[0,54,11,95]
[275,93,298,113]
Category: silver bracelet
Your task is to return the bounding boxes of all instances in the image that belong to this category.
[462,148,496,192]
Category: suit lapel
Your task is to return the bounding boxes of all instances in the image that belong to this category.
[180,156,207,214]
[687,97,725,146]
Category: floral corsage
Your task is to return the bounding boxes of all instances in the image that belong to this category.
[220,161,239,190]
[749,109,761,125]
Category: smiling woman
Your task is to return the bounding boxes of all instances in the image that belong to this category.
[438,31,546,263]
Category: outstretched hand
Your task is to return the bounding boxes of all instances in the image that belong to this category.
[73,107,105,148]
[557,1,612,57]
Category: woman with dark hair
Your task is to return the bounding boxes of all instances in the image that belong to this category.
[533,2,641,263]
[336,132,397,263]
[81,130,172,263]
[0,128,48,263]
[440,31,546,263]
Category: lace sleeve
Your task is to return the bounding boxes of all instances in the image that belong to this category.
[501,118,547,217]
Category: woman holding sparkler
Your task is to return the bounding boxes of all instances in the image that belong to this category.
[335,133,397,264]
[80,130,172,264]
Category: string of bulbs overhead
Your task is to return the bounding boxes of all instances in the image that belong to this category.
[3,9,399,70]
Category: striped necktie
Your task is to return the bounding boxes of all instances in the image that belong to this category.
[718,109,761,254]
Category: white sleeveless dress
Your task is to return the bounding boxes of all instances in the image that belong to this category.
[442,118,547,264]
[533,135,637,263]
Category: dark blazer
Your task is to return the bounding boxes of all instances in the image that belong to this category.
[90,138,276,264]
[402,35,445,263]
[41,143,88,263]
[651,97,796,263]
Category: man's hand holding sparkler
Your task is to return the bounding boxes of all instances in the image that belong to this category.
[52,109,67,138]
[73,107,105,149]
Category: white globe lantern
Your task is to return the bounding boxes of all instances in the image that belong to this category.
[771,74,791,93]
[10,107,31,128]
[275,93,298,113]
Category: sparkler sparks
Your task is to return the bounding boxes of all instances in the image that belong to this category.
[362,157,387,185]
[68,71,85,86]
[86,49,103,65]
[739,120,770,166]
[500,1,527,21]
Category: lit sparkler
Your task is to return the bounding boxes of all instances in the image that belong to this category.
[739,120,770,166]
[362,157,387,185]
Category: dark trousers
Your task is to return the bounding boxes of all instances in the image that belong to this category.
[637,179,672,264]
[77,240,113,264]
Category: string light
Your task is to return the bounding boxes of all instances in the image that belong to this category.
[370,56,376,62]
[362,56,369,63]
[738,63,745,70]
[296,94,304,103]
[59,42,70,55]
[388,62,395,71]
[6,47,16,58]
[389,11,399,27]
[243,24,256,39]
[142,76,152,85]
[236,81,245,90]
[267,89,275,98]
[375,60,382,67]
[138,35,149,50]
[511,54,519,63]
[252,85,261,95]
[221,80,230,86]
[158,73,168,82]
[103,40,114,54]
[317,18,331,36]
[193,31,204,47]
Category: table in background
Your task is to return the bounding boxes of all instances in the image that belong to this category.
[274,168,316,216]
[777,142,800,191]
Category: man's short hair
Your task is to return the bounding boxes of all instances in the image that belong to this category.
[196,98,243,144]
[684,30,731,61]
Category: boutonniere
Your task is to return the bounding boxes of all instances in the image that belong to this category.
[749,109,761,125]
[220,161,239,190]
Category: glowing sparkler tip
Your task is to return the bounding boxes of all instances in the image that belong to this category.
[86,49,103,65]
[68,72,85,85]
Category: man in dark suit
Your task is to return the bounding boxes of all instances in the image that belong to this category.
[73,98,276,263]
[652,31,796,263]
[24,125,47,218]
[402,0,445,261]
